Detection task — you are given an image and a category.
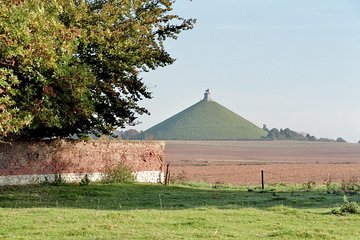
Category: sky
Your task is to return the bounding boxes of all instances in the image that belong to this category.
[126,0,360,143]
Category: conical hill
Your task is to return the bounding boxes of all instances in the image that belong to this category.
[139,92,267,140]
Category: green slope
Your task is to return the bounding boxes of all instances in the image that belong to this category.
[139,100,267,140]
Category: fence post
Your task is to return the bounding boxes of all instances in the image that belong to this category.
[261,170,264,190]
[164,163,170,186]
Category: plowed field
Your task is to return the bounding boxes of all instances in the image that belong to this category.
[165,141,360,184]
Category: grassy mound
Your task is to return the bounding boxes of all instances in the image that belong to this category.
[139,100,267,140]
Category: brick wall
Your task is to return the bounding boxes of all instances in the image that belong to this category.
[0,139,165,185]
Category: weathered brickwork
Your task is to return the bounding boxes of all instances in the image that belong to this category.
[0,140,165,185]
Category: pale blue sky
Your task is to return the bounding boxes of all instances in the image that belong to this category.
[128,0,360,142]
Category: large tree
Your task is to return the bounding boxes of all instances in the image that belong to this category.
[0,0,194,140]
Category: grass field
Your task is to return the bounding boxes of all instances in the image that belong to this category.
[1,182,360,239]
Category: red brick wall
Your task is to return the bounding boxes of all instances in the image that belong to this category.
[0,140,165,176]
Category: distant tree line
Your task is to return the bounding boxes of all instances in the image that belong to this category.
[86,127,352,142]
[113,129,140,140]
[263,126,347,143]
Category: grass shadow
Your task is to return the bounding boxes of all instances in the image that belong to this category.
[0,182,359,211]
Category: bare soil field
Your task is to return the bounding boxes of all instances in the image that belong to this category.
[164,141,360,185]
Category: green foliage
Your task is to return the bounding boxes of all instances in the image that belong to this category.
[0,0,195,140]
[53,174,65,186]
[341,178,360,193]
[0,69,33,137]
[336,137,347,143]
[340,195,359,214]
[103,162,135,183]
[79,174,90,186]
[265,127,346,142]
[42,174,65,186]
[305,180,316,191]
[266,128,317,141]
[332,195,359,215]
[138,100,267,140]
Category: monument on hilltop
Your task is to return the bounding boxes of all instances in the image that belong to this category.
[138,90,267,140]
[203,89,212,101]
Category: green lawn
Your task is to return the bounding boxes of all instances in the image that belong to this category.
[1,182,359,239]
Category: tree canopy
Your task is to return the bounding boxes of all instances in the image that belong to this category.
[0,0,194,140]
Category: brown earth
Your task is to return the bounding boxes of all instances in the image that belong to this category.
[164,141,360,185]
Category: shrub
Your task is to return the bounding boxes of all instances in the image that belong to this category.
[341,178,360,193]
[41,174,65,186]
[304,180,316,191]
[79,174,90,186]
[103,163,134,183]
[340,195,359,214]
[331,195,359,215]
[53,174,64,186]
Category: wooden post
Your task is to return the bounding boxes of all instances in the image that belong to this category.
[168,172,171,185]
[164,163,170,186]
[261,170,264,190]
